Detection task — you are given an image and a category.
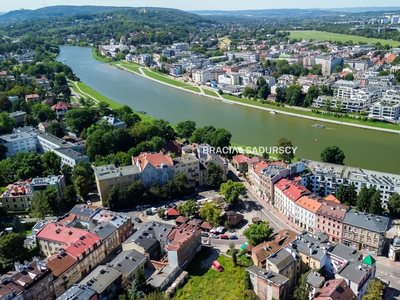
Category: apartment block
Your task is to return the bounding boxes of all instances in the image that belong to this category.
[0,131,37,157]
[0,180,33,211]
[316,200,349,242]
[172,155,202,187]
[133,152,174,186]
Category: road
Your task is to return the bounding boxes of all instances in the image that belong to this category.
[375,262,400,299]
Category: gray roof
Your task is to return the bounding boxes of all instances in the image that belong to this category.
[267,248,296,270]
[94,164,141,181]
[36,131,76,148]
[91,222,118,240]
[246,265,289,286]
[172,155,199,165]
[291,231,331,261]
[9,111,26,117]
[328,243,362,262]
[57,284,97,300]
[79,266,121,294]
[109,249,147,275]
[0,131,36,143]
[12,126,35,133]
[343,210,389,233]
[338,262,371,284]
[146,265,179,289]
[52,147,89,161]
[70,205,100,218]
[307,271,325,288]
[31,175,63,187]
[101,115,125,126]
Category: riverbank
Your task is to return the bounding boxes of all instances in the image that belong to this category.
[113,62,400,134]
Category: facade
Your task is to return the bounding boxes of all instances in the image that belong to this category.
[315,56,344,76]
[94,164,141,203]
[47,251,79,297]
[316,200,348,242]
[342,210,389,255]
[172,155,201,187]
[0,131,37,157]
[0,180,33,211]
[133,152,174,186]
[30,175,66,198]
[51,102,72,118]
[36,130,85,153]
[246,265,290,300]
[52,147,90,167]
[232,154,250,171]
[293,194,323,232]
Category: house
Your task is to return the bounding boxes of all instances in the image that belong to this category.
[90,222,119,256]
[223,211,244,228]
[94,164,141,203]
[9,111,26,125]
[101,115,126,129]
[57,284,98,300]
[325,243,363,277]
[24,220,48,249]
[251,229,297,268]
[313,278,356,300]
[342,210,389,255]
[51,102,72,118]
[166,223,202,268]
[133,152,174,186]
[47,251,79,296]
[246,265,290,300]
[232,154,250,171]
[1,258,55,300]
[307,271,326,298]
[175,216,188,225]
[109,249,147,277]
[166,208,179,218]
[66,204,101,229]
[25,94,40,103]
[0,180,33,211]
[92,211,133,243]
[79,266,121,300]
[146,264,181,291]
[172,155,202,187]
[162,141,182,157]
[316,200,348,242]
[294,194,323,232]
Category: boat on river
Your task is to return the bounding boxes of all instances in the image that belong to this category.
[137,110,147,114]
[311,124,325,128]
[270,110,277,114]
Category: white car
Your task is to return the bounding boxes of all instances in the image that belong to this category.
[202,240,210,245]
[86,201,92,205]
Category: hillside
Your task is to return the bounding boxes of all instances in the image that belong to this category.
[0,6,124,23]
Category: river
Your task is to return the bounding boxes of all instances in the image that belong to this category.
[57,46,400,174]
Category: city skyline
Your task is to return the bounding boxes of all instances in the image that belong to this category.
[2,1,400,13]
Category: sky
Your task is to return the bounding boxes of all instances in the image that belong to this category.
[1,0,400,13]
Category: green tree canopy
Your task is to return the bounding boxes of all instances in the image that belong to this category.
[388,193,400,216]
[31,191,54,219]
[176,120,196,140]
[277,138,295,162]
[206,161,224,188]
[219,180,247,204]
[31,103,57,121]
[199,200,222,225]
[243,221,274,246]
[0,112,17,134]
[0,233,28,269]
[177,200,199,217]
[320,146,345,165]
[344,73,354,81]
[293,272,313,300]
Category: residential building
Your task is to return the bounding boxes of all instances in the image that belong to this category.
[57,284,98,300]
[342,210,389,255]
[123,222,174,260]
[315,56,344,76]
[47,251,79,297]
[172,155,201,187]
[52,147,90,167]
[291,231,332,273]
[246,265,290,300]
[0,131,37,157]
[94,164,141,203]
[232,154,250,171]
[0,180,33,211]
[389,237,400,261]
[325,243,363,277]
[51,102,72,118]
[101,115,126,129]
[313,278,356,300]
[335,255,376,300]
[91,222,119,256]
[30,175,66,198]
[316,200,348,242]
[133,152,174,186]
[166,223,202,268]
[294,194,323,232]
[79,266,121,300]
[307,271,325,298]
[368,100,400,120]
[251,229,297,268]
[1,258,55,300]
[36,131,85,154]
[265,247,301,291]
[146,264,181,292]
[68,205,101,228]
[24,220,48,249]
[0,279,24,300]
[25,94,40,103]
[109,249,147,276]
[9,111,26,125]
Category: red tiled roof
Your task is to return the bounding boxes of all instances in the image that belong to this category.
[317,200,348,220]
[175,216,188,223]
[167,208,179,216]
[64,232,101,259]
[295,195,323,213]
[232,154,250,164]
[325,195,340,203]
[200,221,212,229]
[25,94,39,99]
[51,101,71,110]
[46,252,77,277]
[36,223,90,245]
[314,279,356,300]
[253,161,268,176]
[275,179,310,202]
[166,224,200,251]
[133,152,173,170]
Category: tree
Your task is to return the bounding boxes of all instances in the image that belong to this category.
[176,120,196,140]
[157,208,165,219]
[0,143,7,160]
[0,233,28,269]
[74,175,90,199]
[62,185,77,209]
[206,162,223,188]
[24,114,39,127]
[262,152,269,160]
[31,191,54,219]
[42,151,61,176]
[285,85,303,106]
[65,107,99,133]
[293,273,312,300]
[257,77,266,88]
[173,173,189,195]
[219,180,247,204]
[209,128,232,149]
[333,65,343,73]
[362,279,385,300]
[199,200,222,225]
[243,221,274,246]
[303,85,319,107]
[344,73,354,81]
[47,122,65,138]
[191,126,216,144]
[0,94,12,113]
[243,87,256,98]
[388,193,400,216]
[347,183,357,206]
[258,85,270,100]
[277,138,295,162]
[320,146,345,165]
[31,103,57,121]
[0,112,17,134]
[357,186,374,212]
[369,190,383,215]
[229,242,237,266]
[12,217,24,233]
[177,200,199,217]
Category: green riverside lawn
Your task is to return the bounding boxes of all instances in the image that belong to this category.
[288,30,400,47]
[112,61,141,74]
[203,88,219,97]
[174,252,247,300]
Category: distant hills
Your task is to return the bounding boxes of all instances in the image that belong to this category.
[0,6,125,23]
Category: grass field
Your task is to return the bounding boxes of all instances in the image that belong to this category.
[184,86,201,93]
[289,31,400,47]
[219,36,232,50]
[91,48,113,63]
[114,61,142,74]
[203,89,219,97]
[142,69,192,88]
[174,252,247,300]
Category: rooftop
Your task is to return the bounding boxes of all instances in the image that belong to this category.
[166,223,201,251]
[58,284,97,300]
[307,271,325,288]
[0,131,37,143]
[317,200,348,220]
[4,257,49,288]
[246,265,289,286]
[109,249,147,275]
[64,232,101,259]
[232,154,250,164]
[146,265,179,288]
[133,152,173,170]
[0,180,33,198]
[343,210,389,233]
[295,194,323,213]
[36,223,92,246]
[46,252,77,277]
[94,164,141,181]
[70,204,101,219]
[314,279,356,300]
[79,266,121,294]
[328,243,362,263]
[52,147,88,161]
[291,231,331,260]
[30,175,63,187]
[172,155,199,165]
[337,261,372,285]
[267,247,297,271]
[91,222,118,240]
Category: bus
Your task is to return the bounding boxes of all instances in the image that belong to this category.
[213,260,223,272]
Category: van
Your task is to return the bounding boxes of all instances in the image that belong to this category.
[213,260,223,272]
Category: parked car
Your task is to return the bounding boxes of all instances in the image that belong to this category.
[136,205,142,210]
[86,200,92,205]
[213,260,223,272]
[211,234,219,239]
[201,233,209,237]
[229,235,238,240]
[220,235,229,239]
[134,217,142,223]
[142,204,151,209]
[202,240,210,245]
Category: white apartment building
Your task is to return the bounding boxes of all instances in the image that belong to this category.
[0,131,37,157]
[293,194,323,232]
[52,147,90,167]
[368,89,400,120]
[192,70,211,84]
